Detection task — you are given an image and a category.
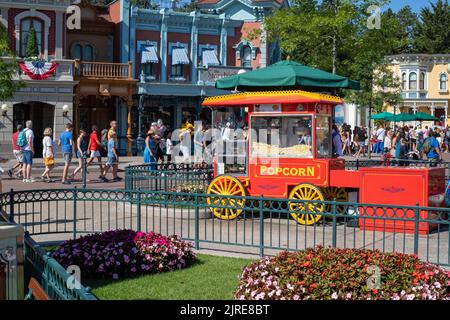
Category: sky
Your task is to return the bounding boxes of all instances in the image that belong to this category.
[386,0,438,13]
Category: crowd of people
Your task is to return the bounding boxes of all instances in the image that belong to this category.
[7,120,122,184]
[332,122,446,164]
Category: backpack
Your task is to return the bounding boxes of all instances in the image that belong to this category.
[422,138,431,154]
[17,129,27,148]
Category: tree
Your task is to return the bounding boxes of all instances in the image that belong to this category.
[265,0,408,111]
[414,0,450,53]
[25,26,39,58]
[0,24,24,100]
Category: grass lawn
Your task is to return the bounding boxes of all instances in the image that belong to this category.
[84,254,254,300]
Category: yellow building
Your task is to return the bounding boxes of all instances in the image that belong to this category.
[385,54,450,125]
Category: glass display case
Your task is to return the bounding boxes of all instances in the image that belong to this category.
[212,107,247,175]
[250,115,314,158]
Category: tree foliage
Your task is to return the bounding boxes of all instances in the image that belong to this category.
[414,0,450,53]
[264,0,418,111]
[25,26,39,59]
[0,24,23,100]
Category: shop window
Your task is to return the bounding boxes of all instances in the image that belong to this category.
[419,72,425,90]
[241,45,252,68]
[401,73,407,90]
[20,18,43,57]
[171,64,183,78]
[84,45,93,61]
[72,44,82,60]
[409,72,417,90]
[142,63,153,76]
[440,73,448,90]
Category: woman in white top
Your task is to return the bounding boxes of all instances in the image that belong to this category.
[41,127,55,182]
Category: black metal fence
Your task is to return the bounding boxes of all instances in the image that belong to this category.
[1,188,449,267]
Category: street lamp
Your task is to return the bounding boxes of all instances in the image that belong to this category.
[136,94,145,156]
[1,104,8,117]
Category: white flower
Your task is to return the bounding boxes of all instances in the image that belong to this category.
[331,292,338,300]
[406,294,415,300]
[345,293,352,300]
[293,295,300,300]
[434,282,442,289]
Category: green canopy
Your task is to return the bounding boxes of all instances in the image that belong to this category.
[386,113,416,122]
[215,60,360,91]
[371,112,394,120]
[413,112,439,121]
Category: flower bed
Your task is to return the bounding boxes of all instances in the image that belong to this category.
[52,229,196,279]
[235,247,450,300]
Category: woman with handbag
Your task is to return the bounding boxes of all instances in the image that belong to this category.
[41,127,55,182]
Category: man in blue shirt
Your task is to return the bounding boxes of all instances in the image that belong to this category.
[58,123,73,184]
[102,131,120,182]
[427,131,441,167]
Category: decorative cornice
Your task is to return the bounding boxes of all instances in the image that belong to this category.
[385,54,450,66]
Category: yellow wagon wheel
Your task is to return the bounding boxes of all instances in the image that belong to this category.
[207,175,246,220]
[289,184,325,225]
[321,187,348,214]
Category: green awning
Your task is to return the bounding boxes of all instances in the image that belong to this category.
[386,113,416,122]
[413,112,439,121]
[371,112,394,120]
[215,60,360,91]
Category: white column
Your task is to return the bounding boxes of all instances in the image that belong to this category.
[445,101,448,126]
[431,103,435,116]
[413,103,417,114]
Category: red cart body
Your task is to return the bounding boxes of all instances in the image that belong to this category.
[202,90,445,233]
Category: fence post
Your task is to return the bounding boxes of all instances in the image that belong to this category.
[8,189,14,223]
[137,188,142,232]
[356,158,359,170]
[82,155,87,189]
[259,197,264,257]
[194,193,199,250]
[73,187,77,240]
[332,198,337,248]
[413,203,420,256]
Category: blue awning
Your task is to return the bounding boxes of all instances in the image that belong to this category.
[172,47,190,65]
[141,46,159,64]
[202,49,220,67]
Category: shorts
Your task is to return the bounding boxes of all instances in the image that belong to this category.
[90,150,101,158]
[22,150,33,165]
[13,150,23,163]
[106,155,117,167]
[63,152,72,163]
[44,156,55,167]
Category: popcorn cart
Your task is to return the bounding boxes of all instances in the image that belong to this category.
[202,90,446,233]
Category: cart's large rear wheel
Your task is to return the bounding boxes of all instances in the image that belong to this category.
[207,175,246,220]
[321,187,348,214]
[289,184,325,225]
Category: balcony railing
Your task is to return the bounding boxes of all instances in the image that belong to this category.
[75,61,133,80]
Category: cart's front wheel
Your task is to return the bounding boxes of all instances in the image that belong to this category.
[207,175,246,220]
[289,184,325,225]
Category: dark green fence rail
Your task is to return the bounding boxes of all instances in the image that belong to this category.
[125,163,213,191]
[1,188,449,267]
[23,233,97,300]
